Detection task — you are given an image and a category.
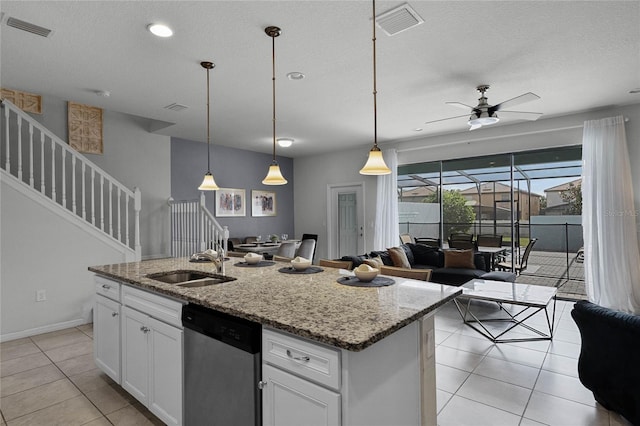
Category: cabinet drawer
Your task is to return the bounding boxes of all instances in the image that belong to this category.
[122,285,184,328]
[95,276,121,302]
[263,328,341,391]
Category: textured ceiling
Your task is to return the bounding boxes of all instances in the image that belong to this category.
[1,1,639,158]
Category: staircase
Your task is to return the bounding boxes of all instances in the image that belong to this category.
[1,99,141,260]
[168,193,229,258]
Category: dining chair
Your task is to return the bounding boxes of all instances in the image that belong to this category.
[399,233,414,245]
[276,241,297,259]
[245,236,258,244]
[448,239,477,250]
[273,255,293,262]
[301,233,318,260]
[497,238,538,275]
[449,233,473,242]
[415,237,441,248]
[319,259,353,270]
[380,266,432,281]
[295,239,316,261]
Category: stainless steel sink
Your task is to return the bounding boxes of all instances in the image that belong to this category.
[146,271,236,287]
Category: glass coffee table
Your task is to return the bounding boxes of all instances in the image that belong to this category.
[453,279,557,343]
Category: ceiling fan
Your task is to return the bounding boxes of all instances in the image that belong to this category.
[426,85,542,130]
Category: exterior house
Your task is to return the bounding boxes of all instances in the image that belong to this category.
[544,178,582,215]
[459,182,543,221]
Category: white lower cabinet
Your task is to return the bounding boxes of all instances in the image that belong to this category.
[94,294,121,383]
[262,364,340,426]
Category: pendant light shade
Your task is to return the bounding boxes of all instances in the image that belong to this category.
[262,26,288,186]
[198,61,220,191]
[359,0,391,176]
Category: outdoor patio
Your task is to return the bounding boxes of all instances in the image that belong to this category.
[513,250,586,300]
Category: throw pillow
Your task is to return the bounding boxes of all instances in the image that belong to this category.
[407,243,443,267]
[387,246,412,268]
[444,249,475,269]
[370,250,394,266]
[400,244,415,266]
[341,255,368,269]
[474,252,490,272]
[362,256,384,269]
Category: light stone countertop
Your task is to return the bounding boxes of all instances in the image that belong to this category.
[89,257,461,351]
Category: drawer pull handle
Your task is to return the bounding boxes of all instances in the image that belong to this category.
[102,284,111,290]
[286,349,310,362]
[111,312,119,317]
[140,326,150,333]
[258,380,267,390]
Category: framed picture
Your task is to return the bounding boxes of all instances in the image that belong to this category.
[215,188,246,217]
[252,190,276,217]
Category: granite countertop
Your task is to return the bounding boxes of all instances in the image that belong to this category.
[89,257,461,351]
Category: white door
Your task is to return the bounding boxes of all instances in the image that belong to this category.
[94,295,121,384]
[328,184,364,259]
[262,364,340,426]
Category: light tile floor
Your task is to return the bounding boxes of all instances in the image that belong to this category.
[0,324,162,425]
[0,299,633,425]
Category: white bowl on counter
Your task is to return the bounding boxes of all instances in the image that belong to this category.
[354,265,379,282]
[291,257,312,271]
[244,253,263,265]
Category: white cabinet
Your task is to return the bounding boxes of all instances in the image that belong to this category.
[94,293,121,383]
[121,306,183,426]
[262,364,340,426]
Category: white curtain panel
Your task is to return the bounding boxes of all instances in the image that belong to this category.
[374,149,399,251]
[582,115,640,313]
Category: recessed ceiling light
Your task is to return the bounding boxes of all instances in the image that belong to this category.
[147,23,173,38]
[286,72,305,81]
[277,138,294,147]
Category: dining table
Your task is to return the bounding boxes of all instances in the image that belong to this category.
[234,240,301,255]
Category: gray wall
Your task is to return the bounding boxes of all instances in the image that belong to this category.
[171,137,294,240]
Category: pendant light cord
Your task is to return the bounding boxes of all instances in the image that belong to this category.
[372,0,378,150]
[271,34,277,162]
[206,66,211,172]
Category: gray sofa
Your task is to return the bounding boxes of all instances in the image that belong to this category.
[342,243,515,286]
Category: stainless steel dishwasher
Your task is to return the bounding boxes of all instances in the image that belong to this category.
[182,303,262,426]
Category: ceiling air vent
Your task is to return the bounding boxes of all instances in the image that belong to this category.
[164,103,188,112]
[6,17,53,38]
[375,3,424,36]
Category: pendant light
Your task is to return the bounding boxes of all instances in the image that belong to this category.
[359,0,392,176]
[262,26,288,185]
[198,61,220,191]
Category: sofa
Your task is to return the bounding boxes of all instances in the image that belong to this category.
[341,243,516,286]
[571,301,640,425]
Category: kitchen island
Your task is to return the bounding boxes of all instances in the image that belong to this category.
[90,257,461,426]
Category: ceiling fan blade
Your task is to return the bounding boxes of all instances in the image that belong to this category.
[446,102,475,110]
[492,92,540,112]
[497,110,543,121]
[424,114,469,125]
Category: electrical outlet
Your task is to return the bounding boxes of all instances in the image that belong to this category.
[36,289,46,302]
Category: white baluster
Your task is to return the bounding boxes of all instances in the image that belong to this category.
[134,187,142,260]
[61,150,66,209]
[81,162,86,220]
[91,169,96,226]
[28,123,34,187]
[100,175,105,231]
[125,195,130,247]
[51,140,56,201]
[4,106,9,172]
[109,181,113,237]
[71,155,77,214]
[17,116,22,180]
[117,187,121,242]
[40,133,45,193]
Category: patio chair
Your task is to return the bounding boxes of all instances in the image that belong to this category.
[400,233,414,244]
[496,238,538,275]
[449,233,473,242]
[476,235,503,247]
[448,239,477,250]
[415,237,441,248]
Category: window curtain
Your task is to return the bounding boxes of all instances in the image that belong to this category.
[374,149,399,250]
[582,115,640,313]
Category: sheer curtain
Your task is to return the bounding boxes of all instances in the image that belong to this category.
[582,115,640,313]
[373,149,399,250]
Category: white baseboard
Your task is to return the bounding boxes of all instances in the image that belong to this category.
[0,318,92,343]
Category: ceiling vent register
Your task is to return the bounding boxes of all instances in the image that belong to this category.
[6,17,53,38]
[164,103,189,112]
[375,3,424,36]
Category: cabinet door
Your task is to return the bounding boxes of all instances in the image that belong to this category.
[263,364,340,426]
[94,295,121,384]
[148,316,183,426]
[121,306,150,405]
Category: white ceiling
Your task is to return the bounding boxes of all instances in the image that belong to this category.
[1,1,639,158]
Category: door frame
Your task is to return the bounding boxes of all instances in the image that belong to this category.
[326,182,365,260]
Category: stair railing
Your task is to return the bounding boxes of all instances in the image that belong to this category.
[168,192,228,258]
[0,99,141,259]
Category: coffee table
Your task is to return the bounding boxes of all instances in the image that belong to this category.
[453,279,556,343]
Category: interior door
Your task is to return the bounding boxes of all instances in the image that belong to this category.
[328,184,364,259]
